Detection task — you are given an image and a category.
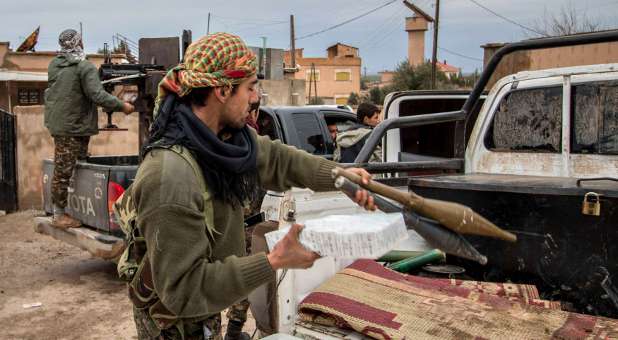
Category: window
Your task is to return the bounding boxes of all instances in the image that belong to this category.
[335,69,351,81]
[256,110,280,141]
[292,113,326,155]
[485,86,562,153]
[306,69,320,82]
[324,115,356,154]
[571,81,618,155]
[335,96,348,105]
[18,88,41,105]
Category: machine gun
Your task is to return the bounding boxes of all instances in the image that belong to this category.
[98,61,166,149]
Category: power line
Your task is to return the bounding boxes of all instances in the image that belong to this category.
[467,0,548,37]
[438,46,483,62]
[357,4,402,48]
[297,0,398,40]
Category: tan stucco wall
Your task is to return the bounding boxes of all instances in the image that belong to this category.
[482,41,618,88]
[0,42,9,66]
[14,105,138,209]
[406,17,428,67]
[290,64,361,102]
[408,30,426,66]
[2,52,126,72]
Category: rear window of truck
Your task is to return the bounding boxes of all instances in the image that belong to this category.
[571,80,618,155]
[485,86,562,153]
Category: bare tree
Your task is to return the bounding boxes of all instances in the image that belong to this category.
[530,3,604,37]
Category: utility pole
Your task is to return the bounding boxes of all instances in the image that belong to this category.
[261,36,267,77]
[79,22,83,40]
[431,0,440,89]
[290,15,296,70]
[364,67,367,77]
[207,13,211,35]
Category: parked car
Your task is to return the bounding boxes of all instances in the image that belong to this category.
[256,105,356,160]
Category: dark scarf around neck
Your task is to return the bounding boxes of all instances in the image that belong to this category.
[144,95,259,206]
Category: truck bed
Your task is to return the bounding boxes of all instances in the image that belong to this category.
[408,173,618,317]
[408,173,618,198]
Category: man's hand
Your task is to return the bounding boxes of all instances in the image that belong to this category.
[345,167,376,211]
[121,102,135,114]
[267,224,320,270]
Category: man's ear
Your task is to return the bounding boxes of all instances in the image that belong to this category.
[213,86,229,103]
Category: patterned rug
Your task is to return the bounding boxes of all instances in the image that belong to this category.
[298,260,618,340]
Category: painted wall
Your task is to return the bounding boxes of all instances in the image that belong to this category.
[284,47,362,103]
[0,42,126,72]
[406,17,428,67]
[14,105,138,209]
[0,80,48,111]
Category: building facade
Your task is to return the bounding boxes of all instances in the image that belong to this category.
[284,43,361,105]
[0,41,125,112]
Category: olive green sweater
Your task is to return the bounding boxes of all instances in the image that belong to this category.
[131,133,336,320]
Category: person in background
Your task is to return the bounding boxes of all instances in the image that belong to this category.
[333,103,382,163]
[44,28,134,229]
[327,123,338,143]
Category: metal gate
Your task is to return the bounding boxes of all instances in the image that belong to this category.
[0,109,17,212]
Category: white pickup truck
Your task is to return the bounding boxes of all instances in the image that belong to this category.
[252,31,618,338]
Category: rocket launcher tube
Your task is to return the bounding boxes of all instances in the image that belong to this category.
[332,168,517,243]
[334,176,488,265]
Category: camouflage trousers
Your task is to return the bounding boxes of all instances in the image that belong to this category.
[51,136,90,208]
[226,299,250,325]
[133,306,222,340]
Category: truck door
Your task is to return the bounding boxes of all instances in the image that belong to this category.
[320,111,356,160]
[256,108,283,141]
[281,112,328,156]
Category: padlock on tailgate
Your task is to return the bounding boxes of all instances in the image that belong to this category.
[582,192,601,216]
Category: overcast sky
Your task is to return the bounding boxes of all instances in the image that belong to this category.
[2,0,616,73]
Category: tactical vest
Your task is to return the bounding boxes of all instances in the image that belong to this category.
[113,145,218,332]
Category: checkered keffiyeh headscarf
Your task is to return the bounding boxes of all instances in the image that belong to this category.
[155,32,257,112]
[58,29,85,61]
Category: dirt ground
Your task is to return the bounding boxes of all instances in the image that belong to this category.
[0,210,255,340]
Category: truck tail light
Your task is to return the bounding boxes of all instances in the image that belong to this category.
[108,181,125,231]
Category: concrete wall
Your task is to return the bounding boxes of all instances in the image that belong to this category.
[0,80,48,111]
[406,17,428,67]
[482,40,618,88]
[250,47,284,80]
[0,42,9,65]
[1,49,126,72]
[327,44,358,59]
[292,64,361,103]
[14,105,138,209]
[284,48,362,103]
[260,79,306,106]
